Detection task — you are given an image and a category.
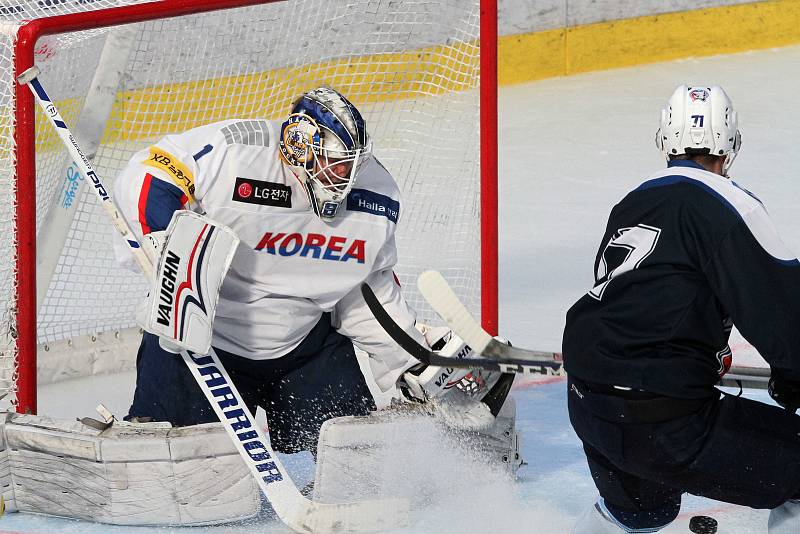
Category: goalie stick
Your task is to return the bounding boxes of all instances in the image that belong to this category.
[416,270,771,390]
[19,66,406,534]
[361,283,563,376]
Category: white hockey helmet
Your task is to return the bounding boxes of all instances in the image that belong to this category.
[655,85,742,174]
[279,87,372,221]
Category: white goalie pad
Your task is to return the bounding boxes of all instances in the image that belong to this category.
[139,210,240,355]
[313,397,522,506]
[0,413,259,526]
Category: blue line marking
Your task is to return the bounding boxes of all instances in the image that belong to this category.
[127,240,140,248]
[54,120,66,129]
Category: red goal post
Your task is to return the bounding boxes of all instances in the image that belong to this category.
[3,0,498,414]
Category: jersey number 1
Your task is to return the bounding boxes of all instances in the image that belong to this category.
[589,224,661,300]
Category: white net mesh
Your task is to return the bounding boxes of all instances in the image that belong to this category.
[0,18,17,406]
[0,0,152,20]
[0,0,484,410]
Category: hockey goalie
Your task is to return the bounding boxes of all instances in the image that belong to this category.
[0,86,520,527]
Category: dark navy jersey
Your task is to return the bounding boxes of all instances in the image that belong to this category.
[563,160,800,399]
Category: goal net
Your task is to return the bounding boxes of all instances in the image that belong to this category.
[0,0,495,412]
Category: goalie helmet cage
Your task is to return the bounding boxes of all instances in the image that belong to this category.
[1,0,498,414]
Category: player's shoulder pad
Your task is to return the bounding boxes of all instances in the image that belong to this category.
[636,166,762,216]
[215,118,277,148]
[639,166,796,263]
[346,157,401,223]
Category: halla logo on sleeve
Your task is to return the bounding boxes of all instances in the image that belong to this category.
[346,189,399,222]
[232,177,292,208]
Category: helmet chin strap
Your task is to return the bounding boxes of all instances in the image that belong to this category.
[723,131,742,177]
[722,151,738,177]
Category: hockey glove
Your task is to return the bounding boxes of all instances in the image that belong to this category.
[397,325,487,402]
[137,211,239,355]
[768,369,800,412]
[397,325,511,430]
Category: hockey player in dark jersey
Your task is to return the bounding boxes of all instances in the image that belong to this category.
[564,85,800,534]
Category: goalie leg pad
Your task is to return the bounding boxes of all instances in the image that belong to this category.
[0,413,259,526]
[313,398,523,506]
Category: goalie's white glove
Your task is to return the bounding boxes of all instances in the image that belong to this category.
[397,326,510,431]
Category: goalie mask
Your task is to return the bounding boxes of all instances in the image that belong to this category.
[279,87,371,221]
[655,85,742,175]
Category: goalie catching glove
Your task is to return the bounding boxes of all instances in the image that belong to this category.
[398,325,514,430]
[137,211,240,355]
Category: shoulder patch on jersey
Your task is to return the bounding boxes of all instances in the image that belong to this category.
[221,121,271,147]
[346,188,399,223]
[232,177,292,208]
[143,147,196,202]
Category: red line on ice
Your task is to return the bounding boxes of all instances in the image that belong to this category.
[513,375,566,390]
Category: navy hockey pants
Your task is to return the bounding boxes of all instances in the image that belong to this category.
[568,376,800,530]
[127,313,376,453]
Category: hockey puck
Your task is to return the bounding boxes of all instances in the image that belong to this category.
[689,515,718,533]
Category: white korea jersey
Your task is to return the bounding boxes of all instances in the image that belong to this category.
[113,119,422,391]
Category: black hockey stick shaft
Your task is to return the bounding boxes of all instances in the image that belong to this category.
[362,280,771,388]
[416,272,772,390]
[361,283,563,376]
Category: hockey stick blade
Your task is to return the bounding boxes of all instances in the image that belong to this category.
[417,270,562,362]
[361,283,562,375]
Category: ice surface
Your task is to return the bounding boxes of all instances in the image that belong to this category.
[500,45,800,362]
[8,44,800,532]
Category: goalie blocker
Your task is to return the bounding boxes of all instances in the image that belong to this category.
[138,210,240,355]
